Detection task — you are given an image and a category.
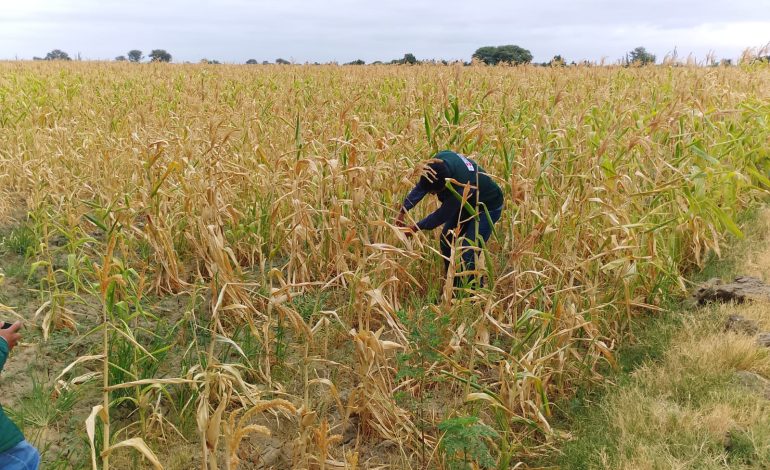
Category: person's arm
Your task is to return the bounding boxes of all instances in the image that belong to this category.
[414,191,463,231]
[402,185,428,211]
[396,184,429,227]
[0,321,22,372]
[0,336,7,373]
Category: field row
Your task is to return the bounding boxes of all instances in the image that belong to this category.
[1,62,769,468]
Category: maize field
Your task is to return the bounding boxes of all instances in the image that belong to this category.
[0,60,769,468]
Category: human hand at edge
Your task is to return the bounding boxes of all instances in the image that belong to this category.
[394,210,407,227]
[0,321,22,351]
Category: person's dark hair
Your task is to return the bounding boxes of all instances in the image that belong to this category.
[417,160,449,192]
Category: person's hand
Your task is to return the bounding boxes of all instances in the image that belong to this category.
[0,321,22,351]
[394,210,406,228]
[403,225,418,238]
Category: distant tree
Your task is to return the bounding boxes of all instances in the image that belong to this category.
[127,50,143,63]
[548,55,566,67]
[495,45,532,64]
[201,59,220,64]
[32,56,43,61]
[346,59,365,65]
[627,46,656,65]
[372,61,383,65]
[44,49,71,61]
[246,59,258,64]
[388,53,419,65]
[276,58,290,64]
[472,45,532,65]
[115,55,127,61]
[719,58,733,67]
[472,47,497,65]
[149,49,172,62]
[262,60,270,65]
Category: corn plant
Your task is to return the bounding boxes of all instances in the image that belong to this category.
[0,59,768,468]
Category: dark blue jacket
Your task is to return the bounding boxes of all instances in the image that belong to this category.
[0,338,24,453]
[403,151,503,230]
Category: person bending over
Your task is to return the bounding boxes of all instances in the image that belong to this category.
[395,150,504,287]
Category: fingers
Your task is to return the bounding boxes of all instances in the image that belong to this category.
[8,321,22,333]
[0,321,22,350]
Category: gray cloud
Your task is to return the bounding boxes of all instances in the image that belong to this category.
[1,0,768,63]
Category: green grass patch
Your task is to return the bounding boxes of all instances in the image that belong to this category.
[537,206,769,469]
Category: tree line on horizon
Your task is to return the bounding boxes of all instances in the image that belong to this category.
[28,45,767,67]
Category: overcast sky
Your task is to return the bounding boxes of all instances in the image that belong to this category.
[1,0,769,63]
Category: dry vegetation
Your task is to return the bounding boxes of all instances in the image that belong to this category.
[552,209,770,469]
[0,61,769,469]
